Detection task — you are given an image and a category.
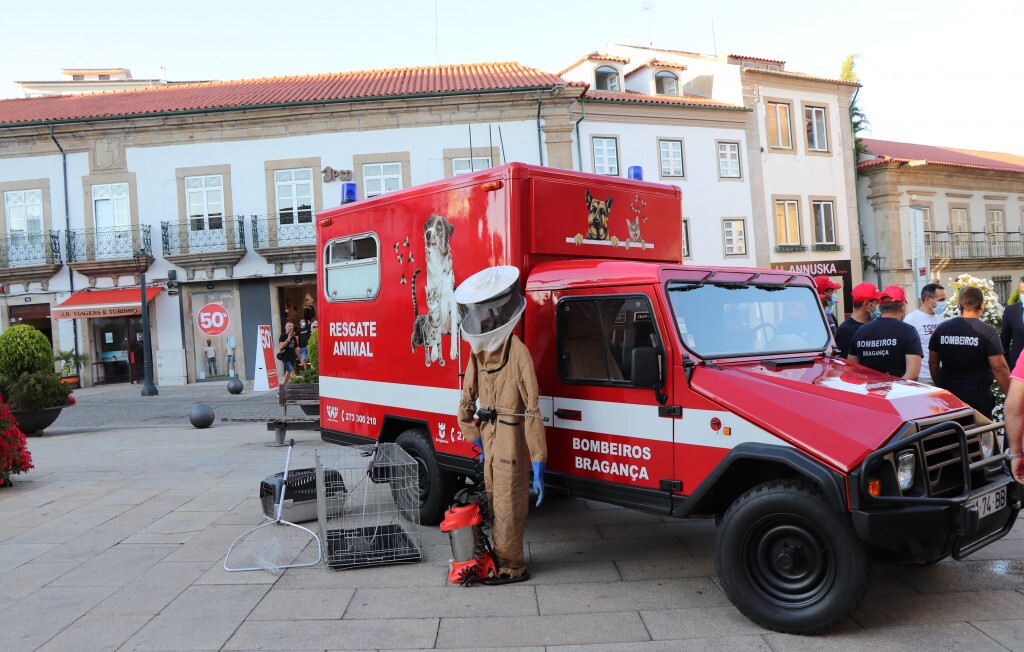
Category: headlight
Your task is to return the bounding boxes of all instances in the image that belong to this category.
[897,451,916,491]
[980,431,996,458]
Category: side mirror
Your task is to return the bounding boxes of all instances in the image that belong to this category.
[630,347,661,388]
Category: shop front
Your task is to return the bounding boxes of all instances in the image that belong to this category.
[190,290,239,381]
[771,259,854,318]
[52,288,161,385]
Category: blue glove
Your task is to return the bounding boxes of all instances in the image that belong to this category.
[473,438,483,462]
[532,461,546,507]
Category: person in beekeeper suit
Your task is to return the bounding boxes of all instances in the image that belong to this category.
[455,265,547,585]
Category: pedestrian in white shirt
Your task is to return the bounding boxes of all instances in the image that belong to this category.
[903,283,947,384]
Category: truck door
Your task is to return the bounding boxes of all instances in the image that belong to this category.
[546,290,675,513]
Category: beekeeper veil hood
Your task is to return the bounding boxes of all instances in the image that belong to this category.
[454,265,526,353]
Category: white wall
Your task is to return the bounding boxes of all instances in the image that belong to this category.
[577,119,755,267]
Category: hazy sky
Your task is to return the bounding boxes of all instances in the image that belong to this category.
[2,0,1020,154]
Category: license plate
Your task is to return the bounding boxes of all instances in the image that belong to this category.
[973,487,1007,518]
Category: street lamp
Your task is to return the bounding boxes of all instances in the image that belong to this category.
[132,250,158,397]
[869,252,885,289]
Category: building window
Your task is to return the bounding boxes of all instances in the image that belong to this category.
[558,296,661,384]
[655,71,678,95]
[186,175,224,232]
[452,157,492,176]
[766,101,793,150]
[659,139,684,178]
[592,137,619,176]
[994,275,1012,304]
[275,168,313,224]
[93,182,130,229]
[72,74,84,81]
[723,219,746,255]
[921,206,933,245]
[363,162,402,198]
[98,74,110,81]
[988,208,1006,256]
[683,219,690,258]
[804,106,829,152]
[774,200,801,246]
[812,200,835,245]
[950,207,969,256]
[718,141,741,178]
[324,234,380,301]
[4,189,43,237]
[594,66,620,91]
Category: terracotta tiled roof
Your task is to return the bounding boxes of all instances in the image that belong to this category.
[582,89,744,110]
[624,59,686,77]
[728,53,786,65]
[0,62,564,127]
[859,138,1024,174]
[558,52,630,76]
[741,67,859,87]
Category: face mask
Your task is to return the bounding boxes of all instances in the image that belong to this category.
[826,295,836,308]
[933,300,947,315]
[300,322,307,328]
[870,307,881,320]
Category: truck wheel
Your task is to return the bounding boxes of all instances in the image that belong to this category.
[395,429,457,525]
[715,480,870,634]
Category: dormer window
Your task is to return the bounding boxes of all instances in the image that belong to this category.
[655,71,678,95]
[595,65,621,91]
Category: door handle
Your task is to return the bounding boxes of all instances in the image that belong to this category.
[554,409,582,421]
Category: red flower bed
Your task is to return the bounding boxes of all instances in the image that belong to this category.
[0,394,33,484]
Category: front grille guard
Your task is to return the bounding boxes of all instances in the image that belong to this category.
[858,419,974,506]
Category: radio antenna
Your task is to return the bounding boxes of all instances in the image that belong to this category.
[641,3,653,46]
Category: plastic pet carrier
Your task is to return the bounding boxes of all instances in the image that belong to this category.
[261,467,345,523]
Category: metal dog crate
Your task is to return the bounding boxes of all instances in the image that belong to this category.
[315,444,422,570]
[260,467,345,523]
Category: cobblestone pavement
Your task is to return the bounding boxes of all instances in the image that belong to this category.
[0,383,1022,650]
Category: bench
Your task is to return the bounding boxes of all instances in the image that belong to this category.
[222,383,320,447]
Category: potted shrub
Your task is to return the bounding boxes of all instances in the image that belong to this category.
[55,349,89,389]
[0,325,75,436]
[288,329,319,415]
[0,396,33,487]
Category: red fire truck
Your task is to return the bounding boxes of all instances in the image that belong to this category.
[315,163,1020,633]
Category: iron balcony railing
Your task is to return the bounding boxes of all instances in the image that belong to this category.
[161,217,246,256]
[0,230,61,268]
[925,231,1024,259]
[65,225,152,263]
[250,213,315,249]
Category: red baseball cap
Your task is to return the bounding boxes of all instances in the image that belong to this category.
[851,282,879,303]
[879,285,907,303]
[814,275,842,294]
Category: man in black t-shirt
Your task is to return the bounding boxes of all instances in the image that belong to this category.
[849,285,922,380]
[836,282,880,358]
[929,286,1010,418]
[278,321,300,381]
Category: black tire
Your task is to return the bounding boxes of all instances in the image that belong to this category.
[395,428,458,525]
[715,480,870,634]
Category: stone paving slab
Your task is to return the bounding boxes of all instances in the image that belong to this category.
[36,613,152,652]
[224,618,440,650]
[120,584,270,651]
[438,612,651,648]
[762,621,1012,651]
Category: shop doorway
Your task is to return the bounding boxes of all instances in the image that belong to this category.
[91,316,148,384]
[9,304,52,345]
[279,283,317,328]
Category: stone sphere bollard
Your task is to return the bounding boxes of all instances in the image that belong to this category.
[227,377,244,395]
[189,403,215,429]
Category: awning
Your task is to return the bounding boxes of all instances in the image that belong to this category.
[52,288,163,320]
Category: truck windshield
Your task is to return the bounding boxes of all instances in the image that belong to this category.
[666,281,829,358]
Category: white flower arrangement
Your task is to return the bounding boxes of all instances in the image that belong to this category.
[941,274,1006,420]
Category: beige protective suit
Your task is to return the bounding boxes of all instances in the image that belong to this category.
[459,334,547,576]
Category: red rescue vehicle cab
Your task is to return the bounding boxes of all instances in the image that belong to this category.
[315,163,1020,634]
